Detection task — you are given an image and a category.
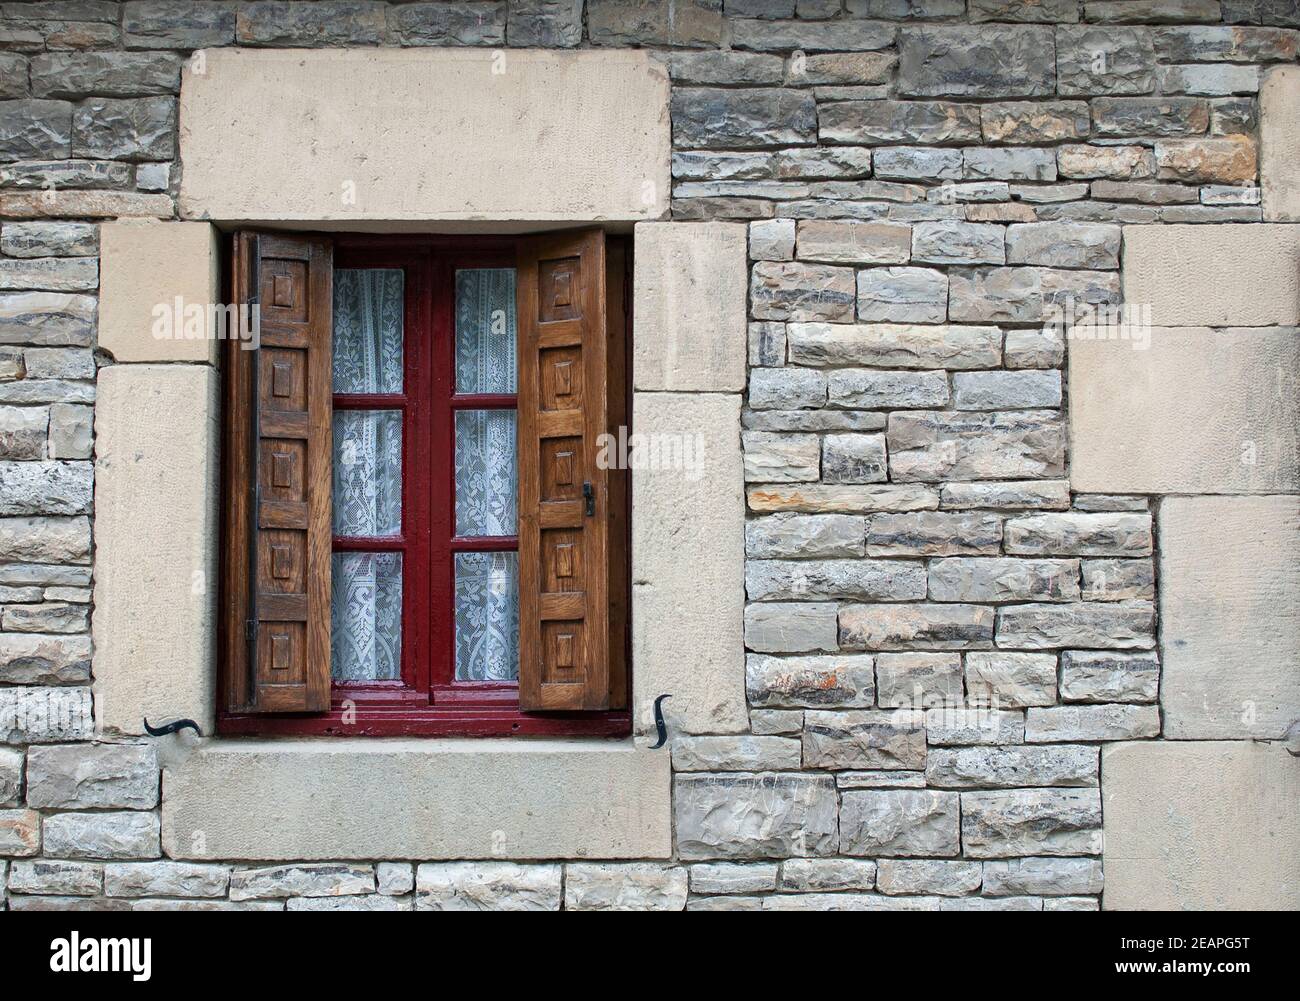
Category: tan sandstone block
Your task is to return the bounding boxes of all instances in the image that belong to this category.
[632,392,746,735]
[162,739,670,861]
[1261,66,1300,222]
[633,222,747,392]
[1159,496,1300,740]
[92,365,218,735]
[1122,224,1300,326]
[99,219,219,363]
[1069,327,1299,494]
[180,49,670,224]
[1103,741,1300,910]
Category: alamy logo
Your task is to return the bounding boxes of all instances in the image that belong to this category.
[49,933,152,982]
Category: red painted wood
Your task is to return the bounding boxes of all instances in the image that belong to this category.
[218,235,626,737]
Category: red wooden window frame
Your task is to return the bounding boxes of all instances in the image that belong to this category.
[221,234,630,738]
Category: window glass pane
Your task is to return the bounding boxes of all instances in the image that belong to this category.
[331,552,402,682]
[333,410,402,536]
[454,409,516,537]
[454,552,519,682]
[333,268,404,394]
[455,268,517,394]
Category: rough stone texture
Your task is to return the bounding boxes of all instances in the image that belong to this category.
[164,740,670,860]
[93,365,218,735]
[745,601,838,652]
[671,735,802,772]
[1103,741,1300,910]
[926,744,1099,789]
[0,809,40,856]
[745,513,864,559]
[751,262,856,321]
[634,222,747,392]
[1160,496,1300,740]
[840,602,995,650]
[0,631,91,684]
[965,652,1059,708]
[1025,704,1162,741]
[1081,558,1155,601]
[867,512,1002,556]
[104,862,230,899]
[415,863,562,911]
[1060,650,1160,703]
[564,863,688,911]
[1122,224,1300,326]
[875,652,963,708]
[899,26,1056,98]
[930,557,1082,603]
[746,653,876,708]
[1261,65,1300,221]
[675,772,838,859]
[9,859,103,897]
[1006,221,1120,268]
[0,746,21,805]
[673,87,816,148]
[887,410,1066,482]
[790,323,1001,369]
[1004,513,1153,556]
[25,742,158,810]
[779,857,876,892]
[796,220,911,265]
[0,686,93,743]
[840,789,961,857]
[1057,26,1156,95]
[962,789,1102,858]
[802,709,928,770]
[1070,326,1299,493]
[856,267,948,323]
[633,392,745,734]
[42,811,161,860]
[876,859,982,895]
[951,371,1062,410]
[995,601,1156,649]
[983,857,1103,897]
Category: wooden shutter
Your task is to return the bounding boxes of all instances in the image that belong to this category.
[516,229,628,711]
[222,232,333,713]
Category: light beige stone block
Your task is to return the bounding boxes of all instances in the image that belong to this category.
[1261,65,1300,222]
[162,739,670,861]
[1159,496,1300,740]
[99,220,219,363]
[633,222,747,392]
[1103,741,1300,910]
[1122,224,1300,326]
[632,392,746,735]
[92,365,218,736]
[1069,327,1299,493]
[180,49,670,224]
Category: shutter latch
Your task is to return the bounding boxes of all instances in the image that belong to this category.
[582,481,595,517]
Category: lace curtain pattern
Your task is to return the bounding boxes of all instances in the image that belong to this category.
[455,552,520,681]
[330,269,404,682]
[454,269,520,681]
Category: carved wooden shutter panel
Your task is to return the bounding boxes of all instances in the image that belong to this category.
[223,232,333,713]
[516,229,628,711]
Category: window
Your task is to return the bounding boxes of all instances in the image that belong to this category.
[220,232,630,737]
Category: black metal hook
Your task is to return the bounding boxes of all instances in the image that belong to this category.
[649,694,672,749]
[143,718,203,738]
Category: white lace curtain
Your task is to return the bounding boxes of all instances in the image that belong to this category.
[330,269,404,682]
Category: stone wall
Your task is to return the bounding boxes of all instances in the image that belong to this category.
[2,0,1298,911]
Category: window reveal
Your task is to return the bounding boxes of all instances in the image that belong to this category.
[220,233,630,737]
